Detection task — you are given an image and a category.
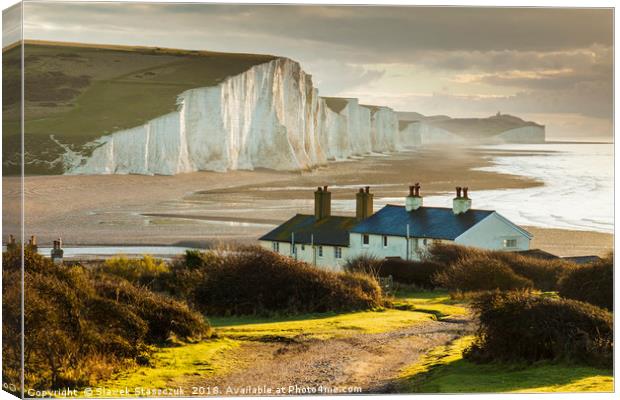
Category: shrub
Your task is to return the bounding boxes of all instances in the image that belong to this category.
[558,253,613,310]
[494,253,574,291]
[426,242,482,266]
[93,276,208,342]
[344,255,445,289]
[343,254,383,278]
[465,291,613,368]
[433,255,533,292]
[2,247,210,391]
[380,259,446,289]
[101,255,169,285]
[189,246,383,315]
[427,243,574,291]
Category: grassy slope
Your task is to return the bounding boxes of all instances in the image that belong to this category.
[78,339,240,396]
[399,336,613,393]
[322,97,350,114]
[97,291,467,393]
[3,41,276,175]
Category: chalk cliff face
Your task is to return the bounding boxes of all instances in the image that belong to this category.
[398,121,465,146]
[68,58,401,175]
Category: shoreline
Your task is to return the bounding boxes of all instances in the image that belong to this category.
[3,147,612,257]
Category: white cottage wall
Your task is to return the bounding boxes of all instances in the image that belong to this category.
[454,212,530,251]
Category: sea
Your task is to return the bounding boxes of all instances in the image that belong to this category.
[422,143,614,233]
[22,142,614,258]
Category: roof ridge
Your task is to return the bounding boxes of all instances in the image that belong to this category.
[384,204,495,212]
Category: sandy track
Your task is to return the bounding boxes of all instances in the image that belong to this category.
[186,317,474,395]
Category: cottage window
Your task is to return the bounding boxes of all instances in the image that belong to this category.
[503,239,518,248]
[301,244,305,251]
[272,242,280,252]
[383,235,388,247]
[334,247,342,259]
[362,234,370,246]
[318,246,324,257]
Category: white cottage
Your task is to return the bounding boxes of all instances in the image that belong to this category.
[259,184,532,270]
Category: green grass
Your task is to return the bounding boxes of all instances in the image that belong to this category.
[87,339,239,396]
[399,336,613,393]
[211,309,434,340]
[391,288,468,318]
[211,289,467,340]
[84,290,468,395]
[3,41,276,174]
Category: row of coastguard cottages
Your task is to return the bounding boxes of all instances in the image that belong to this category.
[259,184,532,270]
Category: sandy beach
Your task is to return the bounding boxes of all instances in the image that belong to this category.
[3,147,612,257]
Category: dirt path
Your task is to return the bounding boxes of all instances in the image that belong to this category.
[183,317,474,395]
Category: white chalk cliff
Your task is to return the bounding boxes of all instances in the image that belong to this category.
[68,58,403,175]
[398,121,466,146]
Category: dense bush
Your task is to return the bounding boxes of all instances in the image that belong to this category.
[494,253,574,291]
[343,254,383,278]
[380,259,446,289]
[2,247,209,391]
[465,291,613,368]
[558,253,613,310]
[427,243,574,291]
[93,276,208,342]
[99,255,169,286]
[434,255,533,292]
[188,246,383,315]
[344,255,445,289]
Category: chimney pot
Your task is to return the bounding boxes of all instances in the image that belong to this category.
[315,185,331,219]
[453,187,472,214]
[356,186,374,220]
[406,183,423,211]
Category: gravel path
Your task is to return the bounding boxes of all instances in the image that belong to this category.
[184,316,474,395]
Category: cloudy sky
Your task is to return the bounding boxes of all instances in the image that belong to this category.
[4,2,614,140]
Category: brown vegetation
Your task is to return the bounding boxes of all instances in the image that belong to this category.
[465,291,613,368]
[434,255,533,292]
[427,243,575,292]
[162,246,384,316]
[558,253,613,310]
[344,255,445,289]
[2,247,209,390]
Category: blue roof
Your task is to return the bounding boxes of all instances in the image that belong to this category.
[350,205,495,240]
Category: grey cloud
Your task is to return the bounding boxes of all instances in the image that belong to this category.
[17,2,614,139]
[3,3,21,47]
[22,4,612,59]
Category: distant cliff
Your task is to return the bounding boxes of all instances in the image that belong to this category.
[69,59,402,175]
[397,112,545,145]
[4,41,545,176]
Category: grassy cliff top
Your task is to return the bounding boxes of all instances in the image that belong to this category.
[322,97,352,114]
[3,41,277,174]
